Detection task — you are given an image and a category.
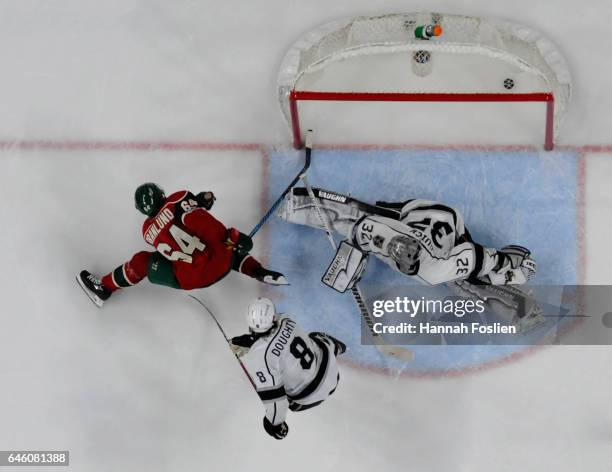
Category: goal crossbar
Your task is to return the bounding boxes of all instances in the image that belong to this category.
[289,90,555,150]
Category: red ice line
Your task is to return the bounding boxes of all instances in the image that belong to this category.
[1,139,611,153]
[0,140,262,152]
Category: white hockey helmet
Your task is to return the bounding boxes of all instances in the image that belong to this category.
[247,297,276,333]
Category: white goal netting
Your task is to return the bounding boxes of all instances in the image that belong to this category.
[278,12,572,148]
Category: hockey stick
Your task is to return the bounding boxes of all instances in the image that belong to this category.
[299,133,414,362]
[188,295,257,390]
[248,139,312,238]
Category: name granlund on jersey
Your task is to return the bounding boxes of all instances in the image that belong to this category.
[230,298,346,440]
[279,187,537,288]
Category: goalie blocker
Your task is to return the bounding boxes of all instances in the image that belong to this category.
[322,241,368,293]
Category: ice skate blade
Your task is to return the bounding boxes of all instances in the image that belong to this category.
[263,275,290,286]
[76,274,105,308]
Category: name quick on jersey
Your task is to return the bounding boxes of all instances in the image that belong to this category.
[406,227,434,252]
[144,208,174,244]
[271,319,297,357]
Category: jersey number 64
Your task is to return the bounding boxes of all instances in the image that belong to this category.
[157,225,206,263]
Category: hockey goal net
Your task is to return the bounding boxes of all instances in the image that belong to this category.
[278,12,571,150]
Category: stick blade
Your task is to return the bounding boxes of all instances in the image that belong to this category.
[305,129,314,149]
[376,343,415,362]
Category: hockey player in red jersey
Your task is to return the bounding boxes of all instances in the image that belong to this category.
[77,183,288,307]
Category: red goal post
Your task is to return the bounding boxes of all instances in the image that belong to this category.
[278,13,571,150]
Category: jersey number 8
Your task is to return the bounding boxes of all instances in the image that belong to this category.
[290,337,314,370]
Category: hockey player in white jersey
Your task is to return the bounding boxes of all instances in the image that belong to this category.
[229,298,346,440]
[279,187,537,288]
[279,187,543,331]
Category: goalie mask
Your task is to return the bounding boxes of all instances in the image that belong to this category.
[388,235,421,275]
[247,297,276,333]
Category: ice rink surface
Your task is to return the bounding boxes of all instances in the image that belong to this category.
[0,1,611,471]
[267,148,579,373]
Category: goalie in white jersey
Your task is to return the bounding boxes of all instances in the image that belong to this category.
[278,187,537,289]
[230,298,346,440]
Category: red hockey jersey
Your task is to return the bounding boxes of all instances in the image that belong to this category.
[141,190,234,289]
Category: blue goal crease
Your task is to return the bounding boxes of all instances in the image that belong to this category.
[263,148,579,374]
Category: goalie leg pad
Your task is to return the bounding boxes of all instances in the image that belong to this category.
[452,279,545,332]
[322,241,368,293]
[278,188,369,238]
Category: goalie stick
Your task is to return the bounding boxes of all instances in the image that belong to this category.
[248,141,312,238]
[189,295,257,390]
[299,131,414,362]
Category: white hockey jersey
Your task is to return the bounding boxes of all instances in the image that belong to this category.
[240,316,340,426]
[352,199,499,285]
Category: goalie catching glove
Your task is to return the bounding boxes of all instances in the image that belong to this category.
[488,245,537,285]
[322,241,368,293]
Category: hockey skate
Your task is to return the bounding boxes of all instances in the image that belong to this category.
[252,267,289,286]
[77,270,112,308]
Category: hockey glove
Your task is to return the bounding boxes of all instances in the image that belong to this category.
[263,417,289,440]
[310,332,347,356]
[229,333,258,357]
[489,245,537,285]
[196,191,216,210]
[225,228,253,256]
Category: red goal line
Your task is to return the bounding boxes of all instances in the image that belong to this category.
[289,90,555,151]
